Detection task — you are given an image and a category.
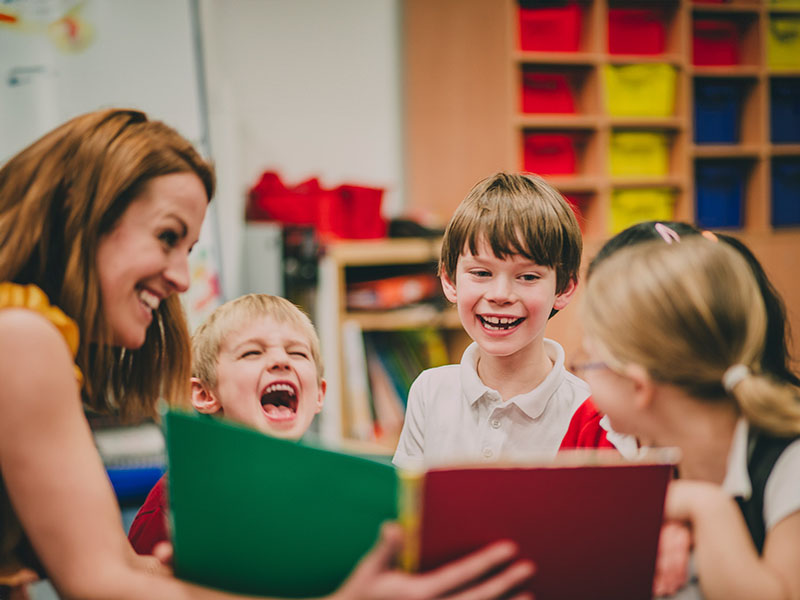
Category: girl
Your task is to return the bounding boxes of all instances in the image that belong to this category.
[0,109,533,600]
[581,238,800,599]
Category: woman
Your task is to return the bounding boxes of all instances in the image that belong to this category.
[0,109,533,600]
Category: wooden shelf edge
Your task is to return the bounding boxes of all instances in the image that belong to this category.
[513,50,599,65]
[691,144,764,158]
[325,238,442,266]
[344,306,462,331]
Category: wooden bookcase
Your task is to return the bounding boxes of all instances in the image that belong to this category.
[314,238,469,451]
[405,0,800,366]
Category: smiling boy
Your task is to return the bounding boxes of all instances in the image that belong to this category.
[393,173,614,470]
[128,293,325,554]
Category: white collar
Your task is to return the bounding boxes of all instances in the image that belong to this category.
[459,339,565,419]
[721,418,752,500]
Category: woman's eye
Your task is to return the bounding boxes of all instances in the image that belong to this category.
[159,230,180,248]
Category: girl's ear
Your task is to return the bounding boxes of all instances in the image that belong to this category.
[623,364,656,411]
[191,377,223,414]
[440,271,457,303]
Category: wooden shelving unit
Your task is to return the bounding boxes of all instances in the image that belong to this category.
[314,238,469,451]
[404,0,800,366]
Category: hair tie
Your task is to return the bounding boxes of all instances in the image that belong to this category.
[654,223,681,244]
[722,364,750,393]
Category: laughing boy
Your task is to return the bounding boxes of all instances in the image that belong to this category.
[128,294,325,554]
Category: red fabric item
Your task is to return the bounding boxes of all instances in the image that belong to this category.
[608,8,666,55]
[693,19,739,66]
[523,133,577,175]
[521,71,575,114]
[559,397,616,450]
[519,4,581,52]
[127,475,169,556]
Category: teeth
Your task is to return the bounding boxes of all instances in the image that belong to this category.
[263,383,295,396]
[138,290,160,311]
[482,316,520,325]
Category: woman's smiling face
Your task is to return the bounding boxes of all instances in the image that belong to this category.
[96,172,207,349]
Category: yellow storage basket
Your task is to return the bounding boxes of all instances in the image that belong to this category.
[604,64,677,117]
[610,188,675,234]
[768,16,800,69]
[610,131,669,177]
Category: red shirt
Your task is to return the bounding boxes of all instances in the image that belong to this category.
[128,474,168,555]
[559,397,616,450]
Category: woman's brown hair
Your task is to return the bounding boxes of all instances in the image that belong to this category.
[0,108,215,420]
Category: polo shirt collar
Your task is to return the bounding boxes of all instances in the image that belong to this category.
[460,339,566,419]
[721,418,751,500]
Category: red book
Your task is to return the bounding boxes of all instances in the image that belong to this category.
[401,450,676,600]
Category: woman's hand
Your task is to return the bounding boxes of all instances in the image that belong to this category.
[333,523,535,600]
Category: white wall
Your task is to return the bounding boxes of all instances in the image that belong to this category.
[199,0,403,299]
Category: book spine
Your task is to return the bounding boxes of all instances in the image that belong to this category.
[397,470,424,572]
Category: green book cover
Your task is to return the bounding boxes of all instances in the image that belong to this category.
[165,410,399,597]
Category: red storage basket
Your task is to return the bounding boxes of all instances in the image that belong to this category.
[319,184,387,240]
[523,133,577,175]
[521,72,575,113]
[608,8,666,55]
[519,4,581,52]
[693,19,739,65]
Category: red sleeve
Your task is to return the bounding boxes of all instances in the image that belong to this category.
[127,474,169,555]
[560,397,616,450]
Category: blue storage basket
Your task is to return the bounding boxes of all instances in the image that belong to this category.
[694,79,745,144]
[695,160,746,228]
[772,158,800,227]
[770,78,800,144]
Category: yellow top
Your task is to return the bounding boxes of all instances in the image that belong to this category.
[0,282,83,584]
[0,282,83,386]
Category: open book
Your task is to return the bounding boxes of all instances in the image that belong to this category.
[400,450,677,600]
[165,410,675,599]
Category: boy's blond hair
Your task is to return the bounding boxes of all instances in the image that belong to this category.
[192,294,323,387]
[439,172,582,294]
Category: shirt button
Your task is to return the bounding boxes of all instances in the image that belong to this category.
[482,447,493,458]
[491,419,501,429]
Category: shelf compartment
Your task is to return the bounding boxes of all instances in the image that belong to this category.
[691,144,763,158]
[767,14,800,69]
[519,65,596,115]
[693,78,749,144]
[695,158,753,228]
[603,63,678,117]
[609,130,672,177]
[610,188,677,234]
[346,306,462,332]
[518,2,582,52]
[771,157,800,227]
[770,77,800,143]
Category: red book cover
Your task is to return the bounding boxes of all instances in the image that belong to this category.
[404,451,675,600]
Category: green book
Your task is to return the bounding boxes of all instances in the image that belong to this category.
[165,411,398,597]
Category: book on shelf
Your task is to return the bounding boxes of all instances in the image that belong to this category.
[165,410,675,599]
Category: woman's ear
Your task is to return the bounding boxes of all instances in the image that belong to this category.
[440,271,457,303]
[191,377,223,414]
[623,364,656,411]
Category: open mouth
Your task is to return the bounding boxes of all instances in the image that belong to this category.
[478,315,525,331]
[260,382,298,419]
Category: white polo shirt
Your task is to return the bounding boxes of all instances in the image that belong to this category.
[392,339,591,470]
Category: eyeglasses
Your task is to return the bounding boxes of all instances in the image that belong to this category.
[568,360,608,377]
[567,349,609,378]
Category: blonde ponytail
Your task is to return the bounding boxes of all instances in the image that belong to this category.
[728,373,800,437]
